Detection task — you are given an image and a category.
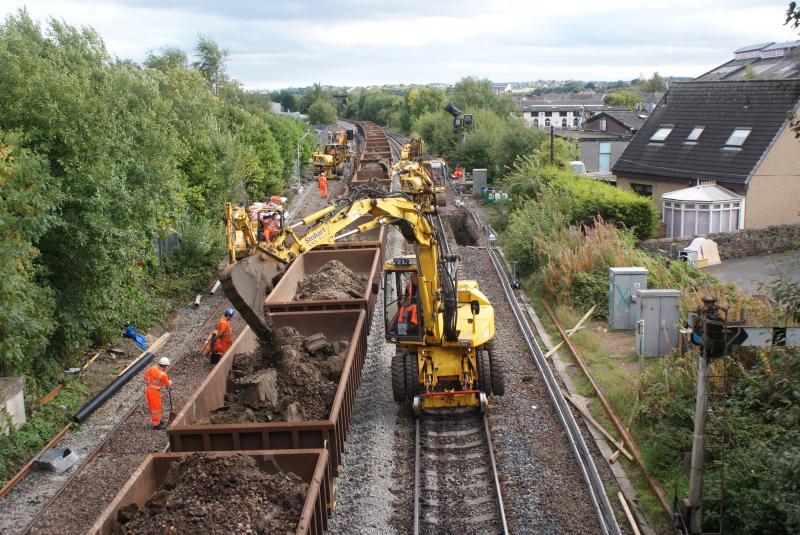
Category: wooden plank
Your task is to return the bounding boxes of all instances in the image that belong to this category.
[37,384,63,405]
[562,392,634,462]
[618,491,642,535]
[81,351,103,372]
[542,301,676,529]
[608,449,621,464]
[116,333,171,377]
[544,305,596,358]
[0,424,71,499]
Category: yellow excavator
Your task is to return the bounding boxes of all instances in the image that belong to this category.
[311,129,353,180]
[393,138,446,213]
[220,188,504,412]
[224,197,285,263]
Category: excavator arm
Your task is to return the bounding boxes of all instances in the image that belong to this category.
[220,189,446,340]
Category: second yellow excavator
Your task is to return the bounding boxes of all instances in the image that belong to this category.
[393,138,445,213]
[220,188,504,412]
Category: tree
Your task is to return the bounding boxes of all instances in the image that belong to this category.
[640,72,667,92]
[308,100,337,125]
[144,46,187,71]
[193,34,228,95]
[272,89,298,112]
[0,132,59,377]
[604,90,643,110]
[404,86,446,129]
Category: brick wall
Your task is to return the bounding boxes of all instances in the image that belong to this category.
[640,224,800,260]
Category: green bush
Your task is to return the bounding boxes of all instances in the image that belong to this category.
[555,173,659,239]
[503,159,659,240]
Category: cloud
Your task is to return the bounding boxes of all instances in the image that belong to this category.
[3,0,797,88]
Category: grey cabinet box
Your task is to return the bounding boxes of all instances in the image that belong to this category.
[472,168,487,197]
[608,267,648,330]
[635,289,680,358]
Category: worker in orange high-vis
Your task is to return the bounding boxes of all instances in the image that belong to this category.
[205,308,235,364]
[398,295,419,335]
[143,357,172,430]
[318,172,328,199]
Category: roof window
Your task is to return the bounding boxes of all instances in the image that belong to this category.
[723,128,751,149]
[684,126,704,145]
[650,127,673,142]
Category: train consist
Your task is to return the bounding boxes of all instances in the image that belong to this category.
[349,121,392,190]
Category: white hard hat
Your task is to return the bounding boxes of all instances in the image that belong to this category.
[158,357,170,367]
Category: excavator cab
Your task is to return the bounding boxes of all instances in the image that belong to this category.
[384,263,424,343]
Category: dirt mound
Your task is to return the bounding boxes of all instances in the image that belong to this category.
[294,259,366,301]
[201,326,349,424]
[114,453,306,535]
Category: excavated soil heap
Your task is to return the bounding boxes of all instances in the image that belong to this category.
[202,326,348,424]
[114,453,306,535]
[294,259,367,301]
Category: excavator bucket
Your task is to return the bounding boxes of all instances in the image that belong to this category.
[219,253,285,340]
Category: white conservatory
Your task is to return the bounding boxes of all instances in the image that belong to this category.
[662,184,744,238]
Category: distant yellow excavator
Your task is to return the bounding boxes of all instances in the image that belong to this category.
[393,138,445,213]
[220,188,504,412]
[311,129,354,180]
[224,197,285,263]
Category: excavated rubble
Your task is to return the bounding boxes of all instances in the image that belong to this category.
[294,259,366,301]
[114,453,307,535]
[202,326,348,424]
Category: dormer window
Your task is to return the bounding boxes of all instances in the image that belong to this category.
[650,127,673,142]
[724,128,751,149]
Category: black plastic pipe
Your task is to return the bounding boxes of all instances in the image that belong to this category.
[72,351,154,423]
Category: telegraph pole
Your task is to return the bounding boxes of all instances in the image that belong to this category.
[550,125,554,165]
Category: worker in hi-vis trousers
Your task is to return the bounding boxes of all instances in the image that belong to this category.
[203,308,235,364]
[318,172,328,199]
[143,357,172,429]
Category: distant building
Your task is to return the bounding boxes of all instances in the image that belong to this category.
[613,80,800,230]
[583,109,647,136]
[557,129,629,176]
[492,82,512,94]
[696,40,800,81]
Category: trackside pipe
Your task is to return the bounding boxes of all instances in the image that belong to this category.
[72,351,155,423]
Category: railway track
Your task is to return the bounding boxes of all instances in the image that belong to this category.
[385,129,510,534]
[414,410,509,535]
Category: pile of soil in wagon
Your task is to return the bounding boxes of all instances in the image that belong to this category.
[200,326,349,424]
[114,453,306,535]
[293,259,366,301]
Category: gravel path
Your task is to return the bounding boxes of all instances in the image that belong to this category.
[327,227,403,535]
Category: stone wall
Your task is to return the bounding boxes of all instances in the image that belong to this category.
[640,224,800,260]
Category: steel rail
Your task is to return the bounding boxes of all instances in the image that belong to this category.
[458,199,621,535]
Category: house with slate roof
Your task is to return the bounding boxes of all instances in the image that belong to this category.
[613,80,800,229]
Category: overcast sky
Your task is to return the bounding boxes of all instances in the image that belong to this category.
[4,1,798,89]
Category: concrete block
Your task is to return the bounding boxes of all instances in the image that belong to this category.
[0,377,26,435]
[36,447,80,473]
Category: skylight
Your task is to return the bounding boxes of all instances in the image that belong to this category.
[650,127,673,142]
[724,128,752,148]
[687,127,704,141]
